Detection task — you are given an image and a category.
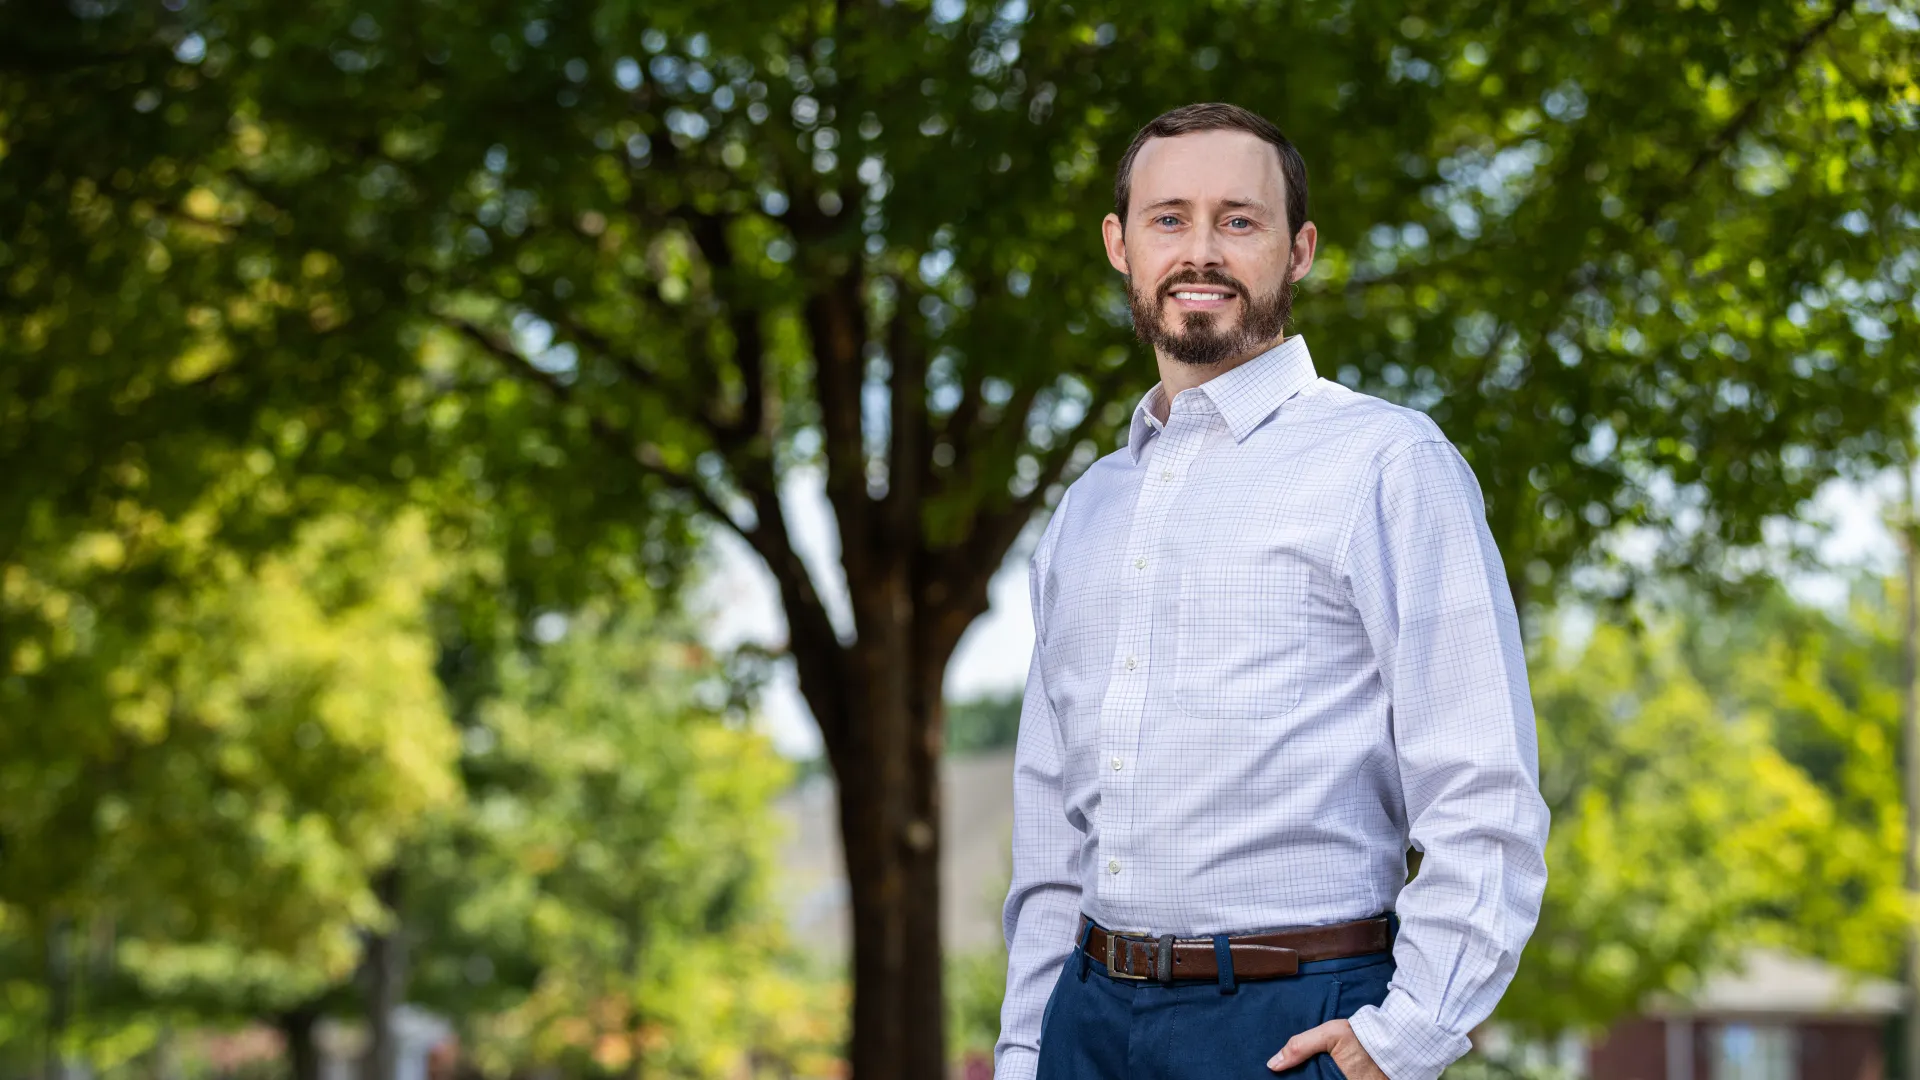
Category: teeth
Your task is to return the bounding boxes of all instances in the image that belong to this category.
[1172,291,1229,300]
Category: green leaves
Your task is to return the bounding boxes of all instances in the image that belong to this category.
[0,500,458,1023]
[404,605,825,1077]
[1504,580,1911,1034]
[7,0,1914,636]
[4,0,1917,1067]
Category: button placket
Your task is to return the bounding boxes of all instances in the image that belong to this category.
[1095,436,1178,902]
[1096,416,1208,910]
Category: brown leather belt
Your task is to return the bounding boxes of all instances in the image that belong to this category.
[1082,915,1393,983]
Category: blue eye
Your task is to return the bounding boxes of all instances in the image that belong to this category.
[1227,217,1252,229]
[1156,215,1180,228]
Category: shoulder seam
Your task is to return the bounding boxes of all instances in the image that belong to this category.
[1331,436,1453,582]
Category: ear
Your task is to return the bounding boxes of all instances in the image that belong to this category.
[1102,213,1130,275]
[1287,221,1318,283]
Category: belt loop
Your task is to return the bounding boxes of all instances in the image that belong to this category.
[1077,919,1095,982]
[1212,935,1237,995]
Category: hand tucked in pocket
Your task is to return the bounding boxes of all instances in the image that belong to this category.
[1266,1019,1387,1079]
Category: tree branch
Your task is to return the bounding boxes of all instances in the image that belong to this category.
[1638,0,1858,228]
[729,309,768,444]
[0,46,143,75]
[929,367,1127,653]
[935,378,1041,512]
[741,481,853,752]
[883,278,928,556]
[803,267,875,595]
[446,313,851,743]
[938,375,984,463]
[442,316,746,532]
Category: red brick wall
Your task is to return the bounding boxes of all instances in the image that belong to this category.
[1792,1020,1884,1080]
[1589,1017,1669,1080]
[1585,1016,1889,1080]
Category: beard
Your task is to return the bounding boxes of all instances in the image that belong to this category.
[1128,255,1293,367]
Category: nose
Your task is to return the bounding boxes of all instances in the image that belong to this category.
[1179,218,1226,271]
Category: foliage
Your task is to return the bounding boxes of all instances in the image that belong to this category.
[5,0,1918,1070]
[945,943,1010,1063]
[0,465,825,1078]
[1511,618,1828,1032]
[2,0,1914,621]
[0,492,459,1065]
[406,604,834,1079]
[945,690,1022,755]
[1675,580,1911,978]
[1442,1052,1580,1080]
[1505,578,1909,1035]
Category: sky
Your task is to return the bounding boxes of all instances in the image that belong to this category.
[693,465,1042,759]
[695,457,1916,761]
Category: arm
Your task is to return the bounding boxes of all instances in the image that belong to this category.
[994,501,1085,1080]
[1326,438,1550,1080]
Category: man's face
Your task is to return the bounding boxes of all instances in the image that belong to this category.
[1102,129,1317,367]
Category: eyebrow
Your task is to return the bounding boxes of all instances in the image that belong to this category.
[1138,197,1272,215]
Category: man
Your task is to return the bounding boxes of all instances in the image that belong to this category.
[996,103,1550,1080]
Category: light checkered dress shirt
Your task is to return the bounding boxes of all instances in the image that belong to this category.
[996,336,1549,1080]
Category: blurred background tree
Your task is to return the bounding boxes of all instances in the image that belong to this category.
[3,0,1917,1075]
[405,603,833,1080]
[0,484,459,1077]
[0,480,835,1078]
[1510,581,1910,1034]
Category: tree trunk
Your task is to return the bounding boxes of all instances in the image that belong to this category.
[1899,457,1919,1080]
[818,645,948,1080]
[623,913,647,1080]
[362,868,408,1080]
[43,915,71,1080]
[151,1024,184,1080]
[278,1006,322,1080]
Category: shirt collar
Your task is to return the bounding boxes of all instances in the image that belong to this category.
[1126,336,1319,463]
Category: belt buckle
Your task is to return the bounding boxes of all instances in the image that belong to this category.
[1105,929,1153,980]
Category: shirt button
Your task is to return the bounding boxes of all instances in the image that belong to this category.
[1108,859,1122,874]
[1111,757,1124,771]
[1134,556,1147,570]
[1161,468,1174,481]
[1125,656,1137,671]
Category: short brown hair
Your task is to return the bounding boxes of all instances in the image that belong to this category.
[1113,103,1309,239]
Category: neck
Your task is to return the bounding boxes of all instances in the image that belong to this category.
[1150,333,1286,422]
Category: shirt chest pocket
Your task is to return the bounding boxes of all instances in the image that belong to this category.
[1174,560,1313,720]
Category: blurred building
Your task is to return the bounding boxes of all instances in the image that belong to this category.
[1584,949,1901,1080]
[315,1008,455,1080]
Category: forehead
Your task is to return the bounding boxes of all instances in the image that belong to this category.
[1128,129,1287,216]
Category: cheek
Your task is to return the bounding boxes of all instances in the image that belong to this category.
[1222,250,1286,294]
[1127,244,1182,288]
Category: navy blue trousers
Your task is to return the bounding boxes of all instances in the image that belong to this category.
[1034,931,1395,1080]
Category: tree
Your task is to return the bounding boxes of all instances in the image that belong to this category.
[0,494,459,1074]
[1676,581,1912,978]
[5,2,1917,1072]
[1510,617,1833,1032]
[403,604,835,1080]
[0,470,826,1079]
[1506,580,1911,1036]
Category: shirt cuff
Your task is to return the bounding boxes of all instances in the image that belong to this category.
[1346,989,1474,1080]
[994,1046,1039,1080]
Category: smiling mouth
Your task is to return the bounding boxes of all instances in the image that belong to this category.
[1168,289,1238,305]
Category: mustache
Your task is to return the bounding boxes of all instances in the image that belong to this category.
[1157,269,1247,302]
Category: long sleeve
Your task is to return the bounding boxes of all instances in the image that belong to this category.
[995,501,1085,1080]
[1340,438,1551,1080]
